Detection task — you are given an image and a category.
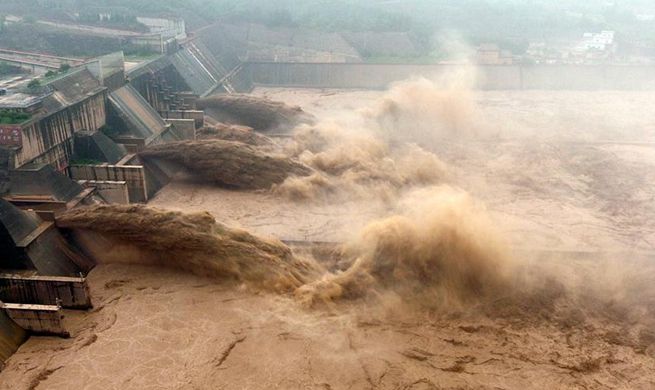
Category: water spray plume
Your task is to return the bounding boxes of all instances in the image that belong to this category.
[295,186,513,309]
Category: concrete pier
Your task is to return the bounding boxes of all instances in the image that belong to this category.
[0,274,91,309]
[2,303,68,337]
[0,308,27,365]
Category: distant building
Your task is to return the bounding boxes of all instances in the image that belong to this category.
[578,31,615,51]
[525,42,563,64]
[523,30,620,65]
[476,44,513,65]
[571,31,617,63]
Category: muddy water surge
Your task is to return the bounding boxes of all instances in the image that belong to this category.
[56,205,323,292]
[139,140,312,189]
[196,94,314,131]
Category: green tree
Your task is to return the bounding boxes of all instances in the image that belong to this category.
[27,79,41,90]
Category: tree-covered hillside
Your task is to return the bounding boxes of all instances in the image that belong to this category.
[2,0,655,54]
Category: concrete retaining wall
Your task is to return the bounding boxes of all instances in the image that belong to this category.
[23,223,90,276]
[0,309,27,365]
[128,61,191,112]
[141,158,178,199]
[231,66,254,93]
[0,275,91,309]
[14,92,107,171]
[78,180,129,204]
[69,164,147,203]
[245,62,655,90]
[3,303,68,337]
[161,110,204,129]
[74,131,128,165]
[15,111,74,171]
[9,165,83,202]
[165,119,196,140]
[109,84,168,141]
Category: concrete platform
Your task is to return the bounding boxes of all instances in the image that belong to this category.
[0,274,91,309]
[2,303,68,338]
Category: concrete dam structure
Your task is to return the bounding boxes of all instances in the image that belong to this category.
[0,47,205,362]
[0,69,107,172]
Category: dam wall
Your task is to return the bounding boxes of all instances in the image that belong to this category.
[108,84,170,142]
[11,70,107,171]
[127,56,193,112]
[69,164,147,203]
[244,62,655,90]
[170,42,226,96]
